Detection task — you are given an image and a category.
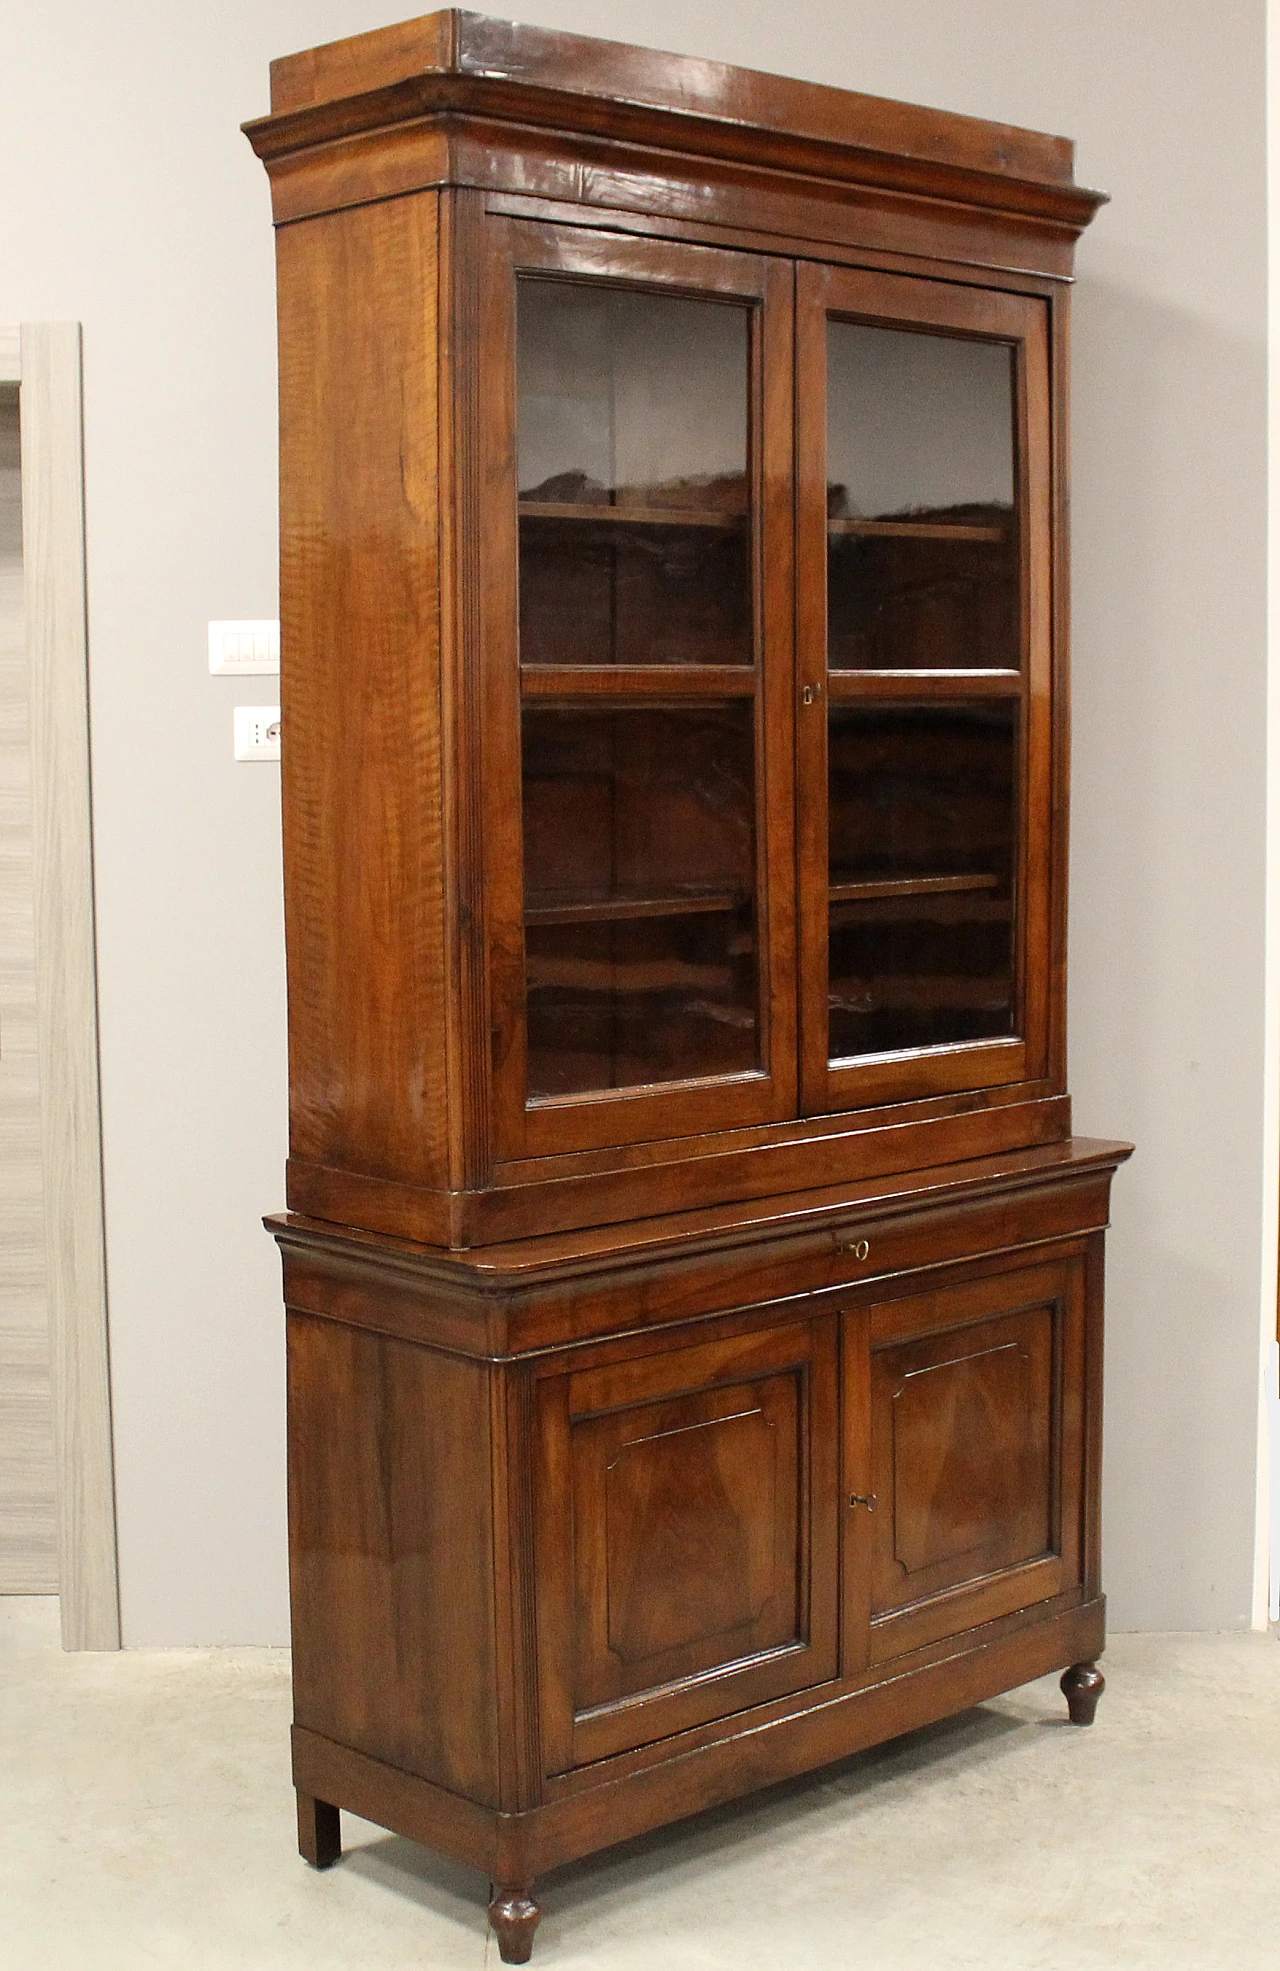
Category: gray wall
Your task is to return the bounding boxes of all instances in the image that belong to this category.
[0,1,1266,1639]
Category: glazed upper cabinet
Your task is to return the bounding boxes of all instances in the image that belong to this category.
[479,219,1053,1166]
[260,24,1086,1253]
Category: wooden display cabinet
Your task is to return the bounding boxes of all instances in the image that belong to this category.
[246,14,1129,1961]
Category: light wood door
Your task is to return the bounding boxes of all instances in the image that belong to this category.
[0,382,57,1593]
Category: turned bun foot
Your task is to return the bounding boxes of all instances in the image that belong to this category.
[488,1886,542,1964]
[296,1791,342,1868]
[1061,1660,1105,1726]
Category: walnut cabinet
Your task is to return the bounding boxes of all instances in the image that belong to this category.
[246,14,1128,1961]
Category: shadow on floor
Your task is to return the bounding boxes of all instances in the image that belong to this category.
[340,1695,1036,1944]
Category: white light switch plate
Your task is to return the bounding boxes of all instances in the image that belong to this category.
[210,619,280,675]
[234,706,282,762]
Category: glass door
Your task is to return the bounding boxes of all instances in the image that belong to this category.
[795,265,1053,1116]
[482,222,796,1161]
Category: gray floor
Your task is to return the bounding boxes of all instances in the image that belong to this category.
[3,1597,1279,1969]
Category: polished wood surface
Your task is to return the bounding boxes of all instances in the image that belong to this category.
[290,1591,1107,1883]
[536,1318,838,1770]
[489,1886,541,1965]
[269,191,1075,1247]
[1061,1659,1106,1726]
[253,15,1119,1959]
[276,193,449,1212]
[253,12,1105,249]
[286,1313,501,1804]
[295,1792,340,1870]
[865,1258,1083,1662]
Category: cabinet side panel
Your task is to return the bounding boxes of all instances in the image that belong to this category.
[286,1309,499,1806]
[277,193,448,1188]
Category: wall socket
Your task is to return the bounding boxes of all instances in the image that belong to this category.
[234,706,282,762]
[210,620,280,675]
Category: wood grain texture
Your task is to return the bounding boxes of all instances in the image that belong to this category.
[290,1593,1106,1888]
[536,1318,838,1770]
[253,11,1105,238]
[437,187,493,1193]
[865,1257,1083,1661]
[0,379,57,1593]
[287,1311,501,1805]
[276,197,449,1194]
[20,325,119,1647]
[286,1089,1074,1248]
[271,1139,1130,1353]
[254,24,1121,1956]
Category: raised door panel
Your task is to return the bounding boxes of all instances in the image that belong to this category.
[535,1319,838,1771]
[842,1258,1083,1670]
[479,217,798,1163]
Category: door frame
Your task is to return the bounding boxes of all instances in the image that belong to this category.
[2,325,120,1650]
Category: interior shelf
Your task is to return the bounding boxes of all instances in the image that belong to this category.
[520,499,746,530]
[525,892,745,926]
[829,874,1001,904]
[827,516,1006,543]
[520,664,756,696]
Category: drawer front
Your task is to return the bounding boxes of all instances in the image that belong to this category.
[534,1318,839,1772]
[843,1256,1084,1670]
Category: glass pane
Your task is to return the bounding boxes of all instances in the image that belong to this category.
[517,279,753,666]
[827,703,1017,1060]
[826,322,1018,671]
[522,703,759,1097]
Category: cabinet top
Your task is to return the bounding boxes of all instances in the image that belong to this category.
[248,8,1105,237]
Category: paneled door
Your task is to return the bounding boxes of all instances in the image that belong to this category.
[534,1317,838,1771]
[842,1258,1085,1674]
[795,265,1055,1117]
[481,221,797,1160]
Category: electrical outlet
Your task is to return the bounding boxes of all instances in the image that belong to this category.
[210,619,280,675]
[234,706,282,762]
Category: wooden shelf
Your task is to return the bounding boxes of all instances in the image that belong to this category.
[520,499,746,530]
[528,956,733,992]
[827,516,1006,543]
[521,664,756,698]
[829,874,1000,904]
[830,975,1012,1013]
[526,892,746,927]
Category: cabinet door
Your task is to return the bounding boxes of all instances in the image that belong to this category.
[481,219,797,1161]
[796,264,1054,1116]
[842,1258,1084,1671]
[534,1318,838,1772]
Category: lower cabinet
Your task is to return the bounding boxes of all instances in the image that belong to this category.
[276,1146,1126,1963]
[534,1252,1087,1774]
